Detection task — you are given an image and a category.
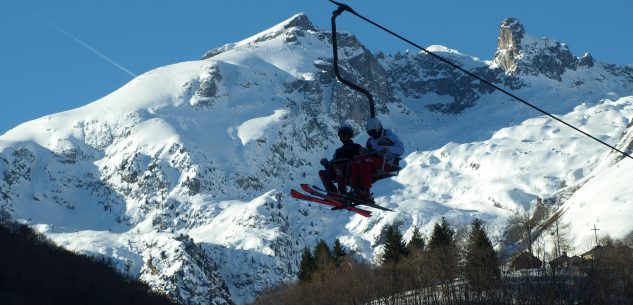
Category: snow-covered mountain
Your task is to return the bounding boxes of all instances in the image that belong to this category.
[2,13,633,305]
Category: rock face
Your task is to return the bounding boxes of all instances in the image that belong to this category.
[139,235,235,305]
[2,13,633,305]
[493,18,526,73]
[380,48,502,114]
[579,53,595,68]
[491,18,579,81]
[201,13,317,60]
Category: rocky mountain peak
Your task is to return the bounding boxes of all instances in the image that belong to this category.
[493,18,526,72]
[281,13,316,32]
[491,17,580,81]
[202,13,316,59]
[579,52,595,68]
[498,18,526,48]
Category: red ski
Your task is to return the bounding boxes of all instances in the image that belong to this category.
[302,184,395,212]
[290,189,372,217]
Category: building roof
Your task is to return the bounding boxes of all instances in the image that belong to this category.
[510,251,542,270]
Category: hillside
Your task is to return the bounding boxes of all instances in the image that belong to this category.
[0,221,180,305]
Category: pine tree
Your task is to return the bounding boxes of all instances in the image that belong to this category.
[427,217,459,283]
[332,238,347,263]
[464,219,501,293]
[381,224,408,264]
[314,239,334,271]
[298,246,315,282]
[407,225,425,256]
[428,217,455,251]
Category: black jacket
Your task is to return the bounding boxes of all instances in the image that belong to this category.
[332,140,362,161]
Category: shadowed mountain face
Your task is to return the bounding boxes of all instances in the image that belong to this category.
[1,13,633,305]
[0,221,184,305]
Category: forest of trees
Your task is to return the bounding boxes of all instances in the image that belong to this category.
[252,218,633,305]
[3,214,632,305]
[0,221,179,305]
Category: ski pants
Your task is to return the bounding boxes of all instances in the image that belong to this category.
[318,162,348,193]
[350,154,391,190]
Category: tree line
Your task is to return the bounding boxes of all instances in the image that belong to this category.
[251,218,633,305]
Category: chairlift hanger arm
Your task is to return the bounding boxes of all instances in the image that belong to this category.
[330,0,376,118]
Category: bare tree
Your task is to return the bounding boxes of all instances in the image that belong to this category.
[508,198,549,256]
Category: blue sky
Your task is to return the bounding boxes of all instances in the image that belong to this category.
[1,0,632,134]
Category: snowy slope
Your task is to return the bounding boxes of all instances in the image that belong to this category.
[561,155,633,251]
[1,13,633,305]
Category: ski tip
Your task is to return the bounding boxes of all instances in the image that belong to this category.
[332,206,372,217]
[359,211,372,217]
[290,189,306,197]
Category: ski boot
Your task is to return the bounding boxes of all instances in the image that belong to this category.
[352,188,374,204]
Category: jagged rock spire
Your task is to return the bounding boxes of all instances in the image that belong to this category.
[491,17,580,81]
[580,53,595,68]
[492,18,526,73]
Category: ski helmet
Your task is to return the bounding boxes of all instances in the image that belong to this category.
[337,125,354,138]
[366,118,382,137]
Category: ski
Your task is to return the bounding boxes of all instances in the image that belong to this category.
[308,184,358,202]
[308,184,395,212]
[300,184,359,209]
[300,184,342,200]
[290,189,372,217]
[355,202,394,212]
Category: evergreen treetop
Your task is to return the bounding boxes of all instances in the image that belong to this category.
[381,224,408,264]
[298,246,315,282]
[313,239,334,268]
[428,217,455,251]
[332,238,347,260]
[464,218,501,292]
[407,225,425,253]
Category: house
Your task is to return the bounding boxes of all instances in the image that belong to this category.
[510,251,542,271]
[581,244,633,261]
[549,252,587,270]
[549,252,569,270]
[568,255,586,267]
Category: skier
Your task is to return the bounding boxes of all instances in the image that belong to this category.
[350,118,404,202]
[319,125,363,194]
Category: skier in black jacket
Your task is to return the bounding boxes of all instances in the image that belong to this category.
[319,125,362,194]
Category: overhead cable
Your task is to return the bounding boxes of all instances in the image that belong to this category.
[329,0,633,161]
